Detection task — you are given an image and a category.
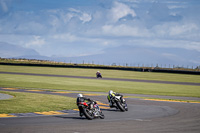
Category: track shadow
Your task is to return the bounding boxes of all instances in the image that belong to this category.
[54,115,87,120]
[105,109,122,112]
[54,115,104,121]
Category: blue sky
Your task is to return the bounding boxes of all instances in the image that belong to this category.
[0,0,200,66]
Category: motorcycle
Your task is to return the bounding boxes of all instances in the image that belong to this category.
[78,100,105,120]
[96,73,102,78]
[110,95,128,112]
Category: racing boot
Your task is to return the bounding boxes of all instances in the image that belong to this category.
[109,101,115,108]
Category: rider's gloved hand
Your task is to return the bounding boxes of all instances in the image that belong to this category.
[92,100,97,104]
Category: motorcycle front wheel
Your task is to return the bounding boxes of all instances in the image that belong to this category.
[99,111,105,119]
[83,108,94,120]
[116,101,125,112]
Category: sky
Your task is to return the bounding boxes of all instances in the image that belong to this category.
[0,0,200,67]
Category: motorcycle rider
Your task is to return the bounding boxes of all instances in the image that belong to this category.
[96,71,102,78]
[107,90,123,107]
[76,94,96,117]
[96,71,100,75]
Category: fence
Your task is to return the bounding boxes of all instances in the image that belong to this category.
[67,60,200,70]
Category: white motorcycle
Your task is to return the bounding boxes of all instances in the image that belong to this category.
[110,95,128,112]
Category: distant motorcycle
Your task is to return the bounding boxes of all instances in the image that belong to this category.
[96,73,102,78]
[77,100,105,120]
[111,95,128,112]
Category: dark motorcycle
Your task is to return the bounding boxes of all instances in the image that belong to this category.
[96,73,102,78]
[111,95,128,112]
[78,100,105,120]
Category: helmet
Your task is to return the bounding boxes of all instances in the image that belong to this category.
[109,90,113,95]
[77,94,83,97]
[97,71,100,73]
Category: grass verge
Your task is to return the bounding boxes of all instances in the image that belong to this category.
[0,91,77,114]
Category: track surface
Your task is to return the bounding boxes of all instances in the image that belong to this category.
[1,71,200,86]
[0,88,200,133]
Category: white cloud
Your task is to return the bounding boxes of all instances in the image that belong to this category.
[162,53,185,62]
[68,8,81,13]
[66,8,92,23]
[152,22,200,39]
[168,5,186,9]
[109,1,137,23]
[25,36,45,47]
[45,8,92,24]
[169,23,199,36]
[80,13,92,23]
[0,0,9,12]
[53,33,77,42]
[49,15,60,27]
[184,41,200,52]
[127,38,200,52]
[102,24,150,37]
[119,0,154,3]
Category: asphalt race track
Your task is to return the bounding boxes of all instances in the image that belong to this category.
[0,89,200,133]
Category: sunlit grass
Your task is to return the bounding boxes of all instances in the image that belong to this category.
[0,91,77,114]
[0,65,200,83]
[0,74,200,98]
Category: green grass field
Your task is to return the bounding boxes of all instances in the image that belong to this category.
[0,65,200,114]
[1,65,200,83]
[0,65,200,97]
[0,74,199,97]
[0,91,77,114]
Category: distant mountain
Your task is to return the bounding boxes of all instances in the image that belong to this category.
[62,46,200,67]
[0,42,40,58]
[0,42,199,67]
